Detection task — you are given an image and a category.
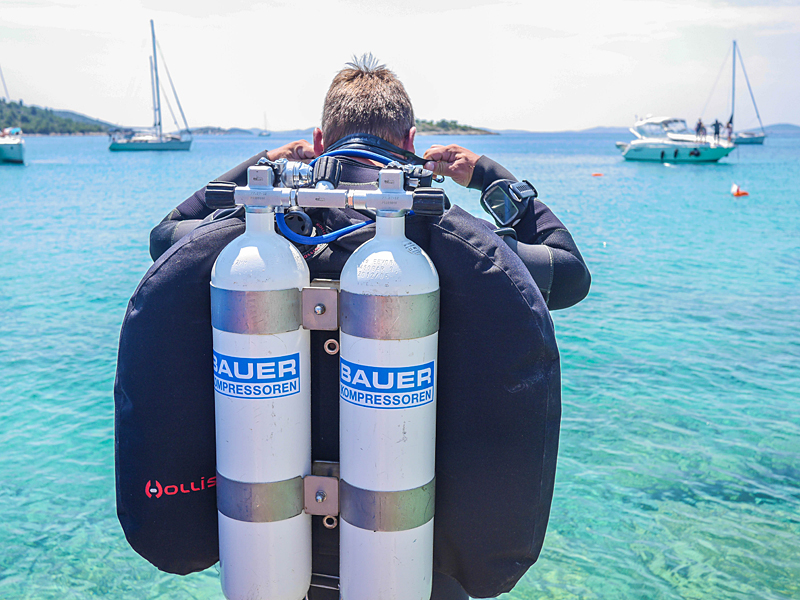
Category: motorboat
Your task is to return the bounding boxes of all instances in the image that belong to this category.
[0,126,24,163]
[616,117,736,163]
[110,20,192,152]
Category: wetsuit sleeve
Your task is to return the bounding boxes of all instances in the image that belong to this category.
[149,149,271,261]
[467,155,591,310]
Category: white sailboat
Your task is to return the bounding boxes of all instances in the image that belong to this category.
[259,112,271,137]
[728,40,766,145]
[0,65,25,164]
[110,21,192,151]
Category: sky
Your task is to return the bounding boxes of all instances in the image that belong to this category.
[1,0,798,132]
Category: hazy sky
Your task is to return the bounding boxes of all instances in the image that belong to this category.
[1,0,798,132]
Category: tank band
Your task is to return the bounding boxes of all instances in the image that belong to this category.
[339,290,439,340]
[211,285,302,335]
[339,478,435,532]
[216,472,304,523]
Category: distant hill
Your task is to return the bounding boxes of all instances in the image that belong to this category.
[763,123,800,133]
[51,109,115,130]
[416,119,496,135]
[578,126,631,134]
[190,126,255,135]
[1,100,108,134]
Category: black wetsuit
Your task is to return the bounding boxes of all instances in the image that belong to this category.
[150,151,590,311]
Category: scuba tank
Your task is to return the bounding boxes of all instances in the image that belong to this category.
[205,158,444,600]
[210,166,312,600]
[338,173,440,600]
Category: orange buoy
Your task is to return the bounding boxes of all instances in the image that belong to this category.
[592,173,603,177]
[731,184,749,197]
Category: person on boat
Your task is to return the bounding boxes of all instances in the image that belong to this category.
[695,118,706,141]
[726,119,733,141]
[147,54,590,600]
[712,119,722,143]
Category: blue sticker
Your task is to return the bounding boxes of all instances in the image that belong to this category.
[213,351,300,399]
[340,358,435,409]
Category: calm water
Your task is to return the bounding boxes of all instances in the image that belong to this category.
[1,132,798,599]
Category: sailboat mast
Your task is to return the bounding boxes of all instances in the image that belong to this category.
[731,40,736,130]
[0,64,10,102]
[736,44,766,134]
[150,20,162,140]
[149,56,158,131]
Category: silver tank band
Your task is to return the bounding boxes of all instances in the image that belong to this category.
[339,290,440,340]
[216,472,304,523]
[211,285,302,335]
[339,478,435,532]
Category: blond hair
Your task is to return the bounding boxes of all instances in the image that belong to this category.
[321,53,415,147]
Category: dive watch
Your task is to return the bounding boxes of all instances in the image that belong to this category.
[480,179,537,227]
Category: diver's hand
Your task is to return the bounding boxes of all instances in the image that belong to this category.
[423,144,480,187]
[267,140,316,163]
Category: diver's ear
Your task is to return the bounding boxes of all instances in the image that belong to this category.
[313,128,325,155]
[403,127,416,154]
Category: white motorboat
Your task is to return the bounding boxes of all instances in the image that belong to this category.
[110,20,192,152]
[0,127,24,163]
[616,117,736,163]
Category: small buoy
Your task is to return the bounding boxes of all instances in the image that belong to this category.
[592,173,603,177]
[731,184,749,197]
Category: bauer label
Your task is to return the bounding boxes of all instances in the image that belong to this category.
[340,358,435,409]
[213,351,300,399]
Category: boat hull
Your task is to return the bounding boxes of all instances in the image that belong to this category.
[110,139,192,151]
[733,133,765,145]
[619,141,735,163]
[0,139,25,163]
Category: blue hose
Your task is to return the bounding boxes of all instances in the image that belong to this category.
[276,212,373,245]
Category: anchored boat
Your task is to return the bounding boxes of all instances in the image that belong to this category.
[0,127,24,164]
[109,20,191,152]
[616,117,736,163]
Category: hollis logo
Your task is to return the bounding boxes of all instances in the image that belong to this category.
[145,476,216,499]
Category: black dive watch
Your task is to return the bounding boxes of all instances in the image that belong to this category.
[480,179,538,227]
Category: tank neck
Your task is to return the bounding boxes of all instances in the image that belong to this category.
[245,206,275,234]
[375,212,406,239]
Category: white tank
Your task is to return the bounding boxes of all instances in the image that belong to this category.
[211,206,311,600]
[339,212,440,600]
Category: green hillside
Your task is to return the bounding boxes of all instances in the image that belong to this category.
[0,100,107,134]
[416,119,495,135]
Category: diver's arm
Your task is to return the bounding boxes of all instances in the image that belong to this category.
[424,148,591,309]
[467,156,590,309]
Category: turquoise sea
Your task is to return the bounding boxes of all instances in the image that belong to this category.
[1,131,798,599]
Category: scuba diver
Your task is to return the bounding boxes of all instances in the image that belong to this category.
[150,57,590,311]
[127,54,590,600]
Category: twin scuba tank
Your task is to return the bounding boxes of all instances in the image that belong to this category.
[207,157,444,600]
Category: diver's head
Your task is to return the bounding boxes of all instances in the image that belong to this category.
[314,53,416,155]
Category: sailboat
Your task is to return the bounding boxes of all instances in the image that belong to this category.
[0,64,25,164]
[259,112,271,137]
[728,40,766,145]
[109,21,192,151]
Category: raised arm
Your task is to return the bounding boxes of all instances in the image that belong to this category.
[424,144,591,309]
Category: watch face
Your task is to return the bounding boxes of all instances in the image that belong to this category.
[483,185,519,226]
